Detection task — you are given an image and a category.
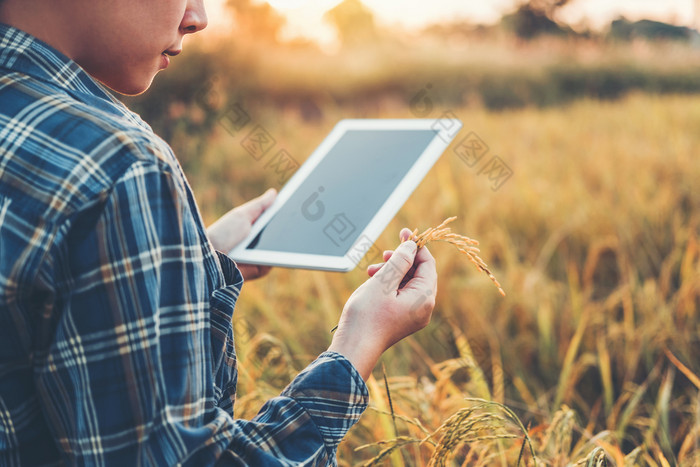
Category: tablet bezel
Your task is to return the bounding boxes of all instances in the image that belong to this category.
[228,118,462,272]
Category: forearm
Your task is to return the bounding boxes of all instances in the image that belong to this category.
[327,334,382,381]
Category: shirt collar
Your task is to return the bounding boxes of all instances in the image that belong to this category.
[0,23,132,112]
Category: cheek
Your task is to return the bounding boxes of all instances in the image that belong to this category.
[153,0,188,34]
[117,4,184,52]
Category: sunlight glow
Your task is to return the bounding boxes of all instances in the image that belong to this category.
[206,0,696,44]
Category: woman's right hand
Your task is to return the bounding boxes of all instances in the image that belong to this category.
[327,228,438,380]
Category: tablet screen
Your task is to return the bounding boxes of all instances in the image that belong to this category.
[245,129,438,256]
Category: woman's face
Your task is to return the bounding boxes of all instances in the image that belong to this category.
[67,0,208,95]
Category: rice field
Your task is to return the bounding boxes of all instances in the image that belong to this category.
[173,91,700,465]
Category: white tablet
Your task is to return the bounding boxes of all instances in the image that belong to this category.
[229,118,463,271]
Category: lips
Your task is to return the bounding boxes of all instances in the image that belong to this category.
[160,49,181,70]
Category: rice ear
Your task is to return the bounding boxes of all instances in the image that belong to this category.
[411,217,506,297]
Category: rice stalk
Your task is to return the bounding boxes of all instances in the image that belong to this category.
[428,398,537,466]
[582,447,609,467]
[614,377,653,441]
[367,407,433,439]
[541,405,576,460]
[597,333,614,415]
[411,217,506,296]
[665,349,700,390]
[382,364,399,437]
[355,437,423,467]
[453,328,491,400]
[645,368,675,461]
[569,431,618,465]
[623,446,643,466]
[553,302,592,410]
[365,376,405,466]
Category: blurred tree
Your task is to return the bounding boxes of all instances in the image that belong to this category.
[501,0,576,39]
[226,0,285,43]
[525,0,572,19]
[610,18,695,42]
[324,0,377,47]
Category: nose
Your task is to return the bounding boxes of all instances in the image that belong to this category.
[181,0,208,34]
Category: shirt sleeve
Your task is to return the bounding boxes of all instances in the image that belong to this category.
[36,157,368,466]
[209,351,368,467]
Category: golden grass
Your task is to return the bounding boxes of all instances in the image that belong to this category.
[184,92,700,466]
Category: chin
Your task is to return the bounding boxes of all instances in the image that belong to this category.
[78,56,160,96]
[109,79,155,96]
[96,72,157,96]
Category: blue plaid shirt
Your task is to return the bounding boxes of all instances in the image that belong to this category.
[0,24,368,466]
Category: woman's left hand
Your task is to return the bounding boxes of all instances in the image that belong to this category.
[207,188,277,281]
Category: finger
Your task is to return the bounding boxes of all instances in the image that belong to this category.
[382,250,393,262]
[364,229,417,278]
[367,263,383,277]
[399,227,413,242]
[371,240,417,291]
[415,243,435,264]
[399,245,437,296]
[367,259,391,277]
[238,188,277,222]
[366,248,400,277]
[239,263,272,281]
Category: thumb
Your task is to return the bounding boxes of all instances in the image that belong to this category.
[372,240,418,291]
[239,188,276,222]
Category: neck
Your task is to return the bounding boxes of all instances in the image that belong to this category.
[0,1,75,59]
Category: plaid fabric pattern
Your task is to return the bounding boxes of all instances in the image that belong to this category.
[0,24,367,466]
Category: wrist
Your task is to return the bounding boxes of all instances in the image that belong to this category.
[327,335,383,381]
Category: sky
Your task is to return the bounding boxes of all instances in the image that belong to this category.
[207,0,697,48]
